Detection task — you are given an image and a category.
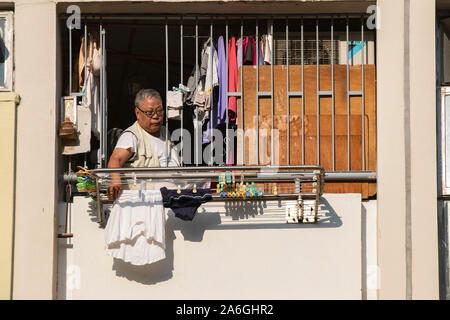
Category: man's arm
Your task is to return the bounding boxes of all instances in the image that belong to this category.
[107,148,134,201]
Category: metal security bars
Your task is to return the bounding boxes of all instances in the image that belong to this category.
[64,13,374,174]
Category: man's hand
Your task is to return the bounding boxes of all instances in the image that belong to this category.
[107,179,122,201]
[107,147,134,201]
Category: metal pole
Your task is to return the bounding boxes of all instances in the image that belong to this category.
[84,23,87,92]
[165,17,169,167]
[98,22,103,168]
[103,28,108,167]
[270,19,274,165]
[195,17,199,166]
[256,19,260,166]
[316,18,320,165]
[361,16,366,171]
[180,17,184,165]
[346,17,350,171]
[225,18,229,166]
[286,17,290,165]
[69,27,72,95]
[210,17,214,166]
[241,17,244,165]
[301,18,305,165]
[331,17,335,171]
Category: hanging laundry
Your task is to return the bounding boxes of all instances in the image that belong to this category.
[259,37,265,66]
[216,35,227,126]
[79,32,101,138]
[236,37,243,69]
[244,36,254,65]
[160,187,212,221]
[228,37,238,121]
[104,190,167,266]
[264,34,273,65]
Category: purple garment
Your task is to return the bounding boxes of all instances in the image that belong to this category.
[216,36,227,126]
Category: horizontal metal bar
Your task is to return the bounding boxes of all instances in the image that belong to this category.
[349,91,363,96]
[318,91,333,96]
[92,165,324,174]
[324,172,376,180]
[60,13,372,21]
[227,92,242,97]
[99,193,319,205]
[287,91,303,96]
[258,92,272,97]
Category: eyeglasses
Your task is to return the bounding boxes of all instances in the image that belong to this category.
[136,105,164,118]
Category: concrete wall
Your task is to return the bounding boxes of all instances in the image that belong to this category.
[376,0,439,299]
[0,92,19,300]
[13,0,58,299]
[58,194,367,299]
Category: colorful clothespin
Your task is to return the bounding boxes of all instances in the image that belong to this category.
[245,182,250,197]
[258,187,263,197]
[226,171,232,184]
[193,184,197,193]
[177,185,182,194]
[273,185,278,196]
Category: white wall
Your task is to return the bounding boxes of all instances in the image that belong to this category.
[57,194,369,299]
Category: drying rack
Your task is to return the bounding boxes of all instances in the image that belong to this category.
[88,165,325,224]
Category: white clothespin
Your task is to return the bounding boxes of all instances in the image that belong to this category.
[193,184,197,193]
[132,172,137,186]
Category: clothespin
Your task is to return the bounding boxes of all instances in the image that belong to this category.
[273,185,278,196]
[177,185,181,194]
[132,172,137,186]
[258,187,263,197]
[193,184,197,193]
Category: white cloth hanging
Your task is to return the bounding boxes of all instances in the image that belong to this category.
[80,34,101,137]
[105,190,167,266]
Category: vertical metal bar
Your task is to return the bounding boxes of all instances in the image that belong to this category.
[180,17,184,166]
[331,17,335,171]
[84,23,87,91]
[195,17,199,166]
[69,27,72,95]
[83,23,87,91]
[301,18,305,165]
[256,19,260,166]
[361,16,366,171]
[103,28,108,167]
[270,19,274,165]
[346,17,350,171]
[210,17,214,166]
[316,17,320,165]
[98,22,103,168]
[225,18,229,165]
[286,17,290,165]
[165,17,169,167]
[241,18,244,165]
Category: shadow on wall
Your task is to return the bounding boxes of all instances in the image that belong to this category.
[106,197,342,286]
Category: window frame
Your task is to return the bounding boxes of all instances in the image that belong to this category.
[0,11,13,91]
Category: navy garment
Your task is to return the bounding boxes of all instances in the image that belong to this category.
[160,187,212,221]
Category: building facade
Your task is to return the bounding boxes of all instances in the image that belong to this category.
[0,0,447,299]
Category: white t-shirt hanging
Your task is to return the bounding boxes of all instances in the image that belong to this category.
[115,131,178,167]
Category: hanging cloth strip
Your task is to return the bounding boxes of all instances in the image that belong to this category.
[160,187,212,221]
[227,37,238,121]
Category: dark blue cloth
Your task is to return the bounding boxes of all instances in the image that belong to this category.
[159,187,212,221]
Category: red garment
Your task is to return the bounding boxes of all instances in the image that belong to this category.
[243,37,248,57]
[228,37,238,121]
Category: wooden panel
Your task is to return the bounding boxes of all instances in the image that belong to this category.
[237,65,377,199]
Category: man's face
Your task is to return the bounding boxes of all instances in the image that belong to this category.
[135,97,164,136]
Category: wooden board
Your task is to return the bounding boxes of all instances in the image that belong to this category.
[236,65,377,199]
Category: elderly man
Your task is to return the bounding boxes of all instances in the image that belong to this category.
[107,89,180,200]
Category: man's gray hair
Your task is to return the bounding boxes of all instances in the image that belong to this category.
[134,89,162,108]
